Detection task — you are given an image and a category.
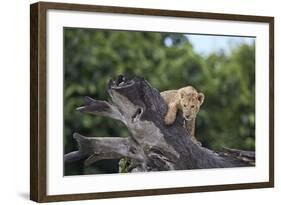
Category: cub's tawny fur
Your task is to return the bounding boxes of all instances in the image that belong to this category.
[160,86,204,144]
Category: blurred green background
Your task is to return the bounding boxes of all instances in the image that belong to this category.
[63,28,255,176]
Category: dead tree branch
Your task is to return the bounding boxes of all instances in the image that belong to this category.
[64,75,254,172]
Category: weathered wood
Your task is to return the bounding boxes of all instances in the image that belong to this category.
[64,75,254,171]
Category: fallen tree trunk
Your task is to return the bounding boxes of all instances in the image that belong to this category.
[64,75,255,172]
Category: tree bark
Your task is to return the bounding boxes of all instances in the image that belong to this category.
[64,75,255,172]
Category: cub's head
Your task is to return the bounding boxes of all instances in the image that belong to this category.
[179,86,204,121]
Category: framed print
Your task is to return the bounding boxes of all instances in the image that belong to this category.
[30,1,274,202]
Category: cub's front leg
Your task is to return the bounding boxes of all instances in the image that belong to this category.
[164,102,178,125]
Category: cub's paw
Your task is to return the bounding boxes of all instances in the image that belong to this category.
[164,116,175,125]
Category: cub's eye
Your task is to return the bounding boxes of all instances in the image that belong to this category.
[184,105,187,107]
[191,105,195,108]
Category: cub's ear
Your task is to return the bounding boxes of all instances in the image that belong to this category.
[197,93,205,105]
[179,89,185,98]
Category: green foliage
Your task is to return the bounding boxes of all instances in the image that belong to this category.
[118,158,130,173]
[197,44,255,150]
[63,28,255,175]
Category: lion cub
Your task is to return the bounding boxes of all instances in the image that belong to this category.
[160,86,204,144]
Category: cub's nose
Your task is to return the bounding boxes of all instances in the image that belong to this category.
[185,114,190,119]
